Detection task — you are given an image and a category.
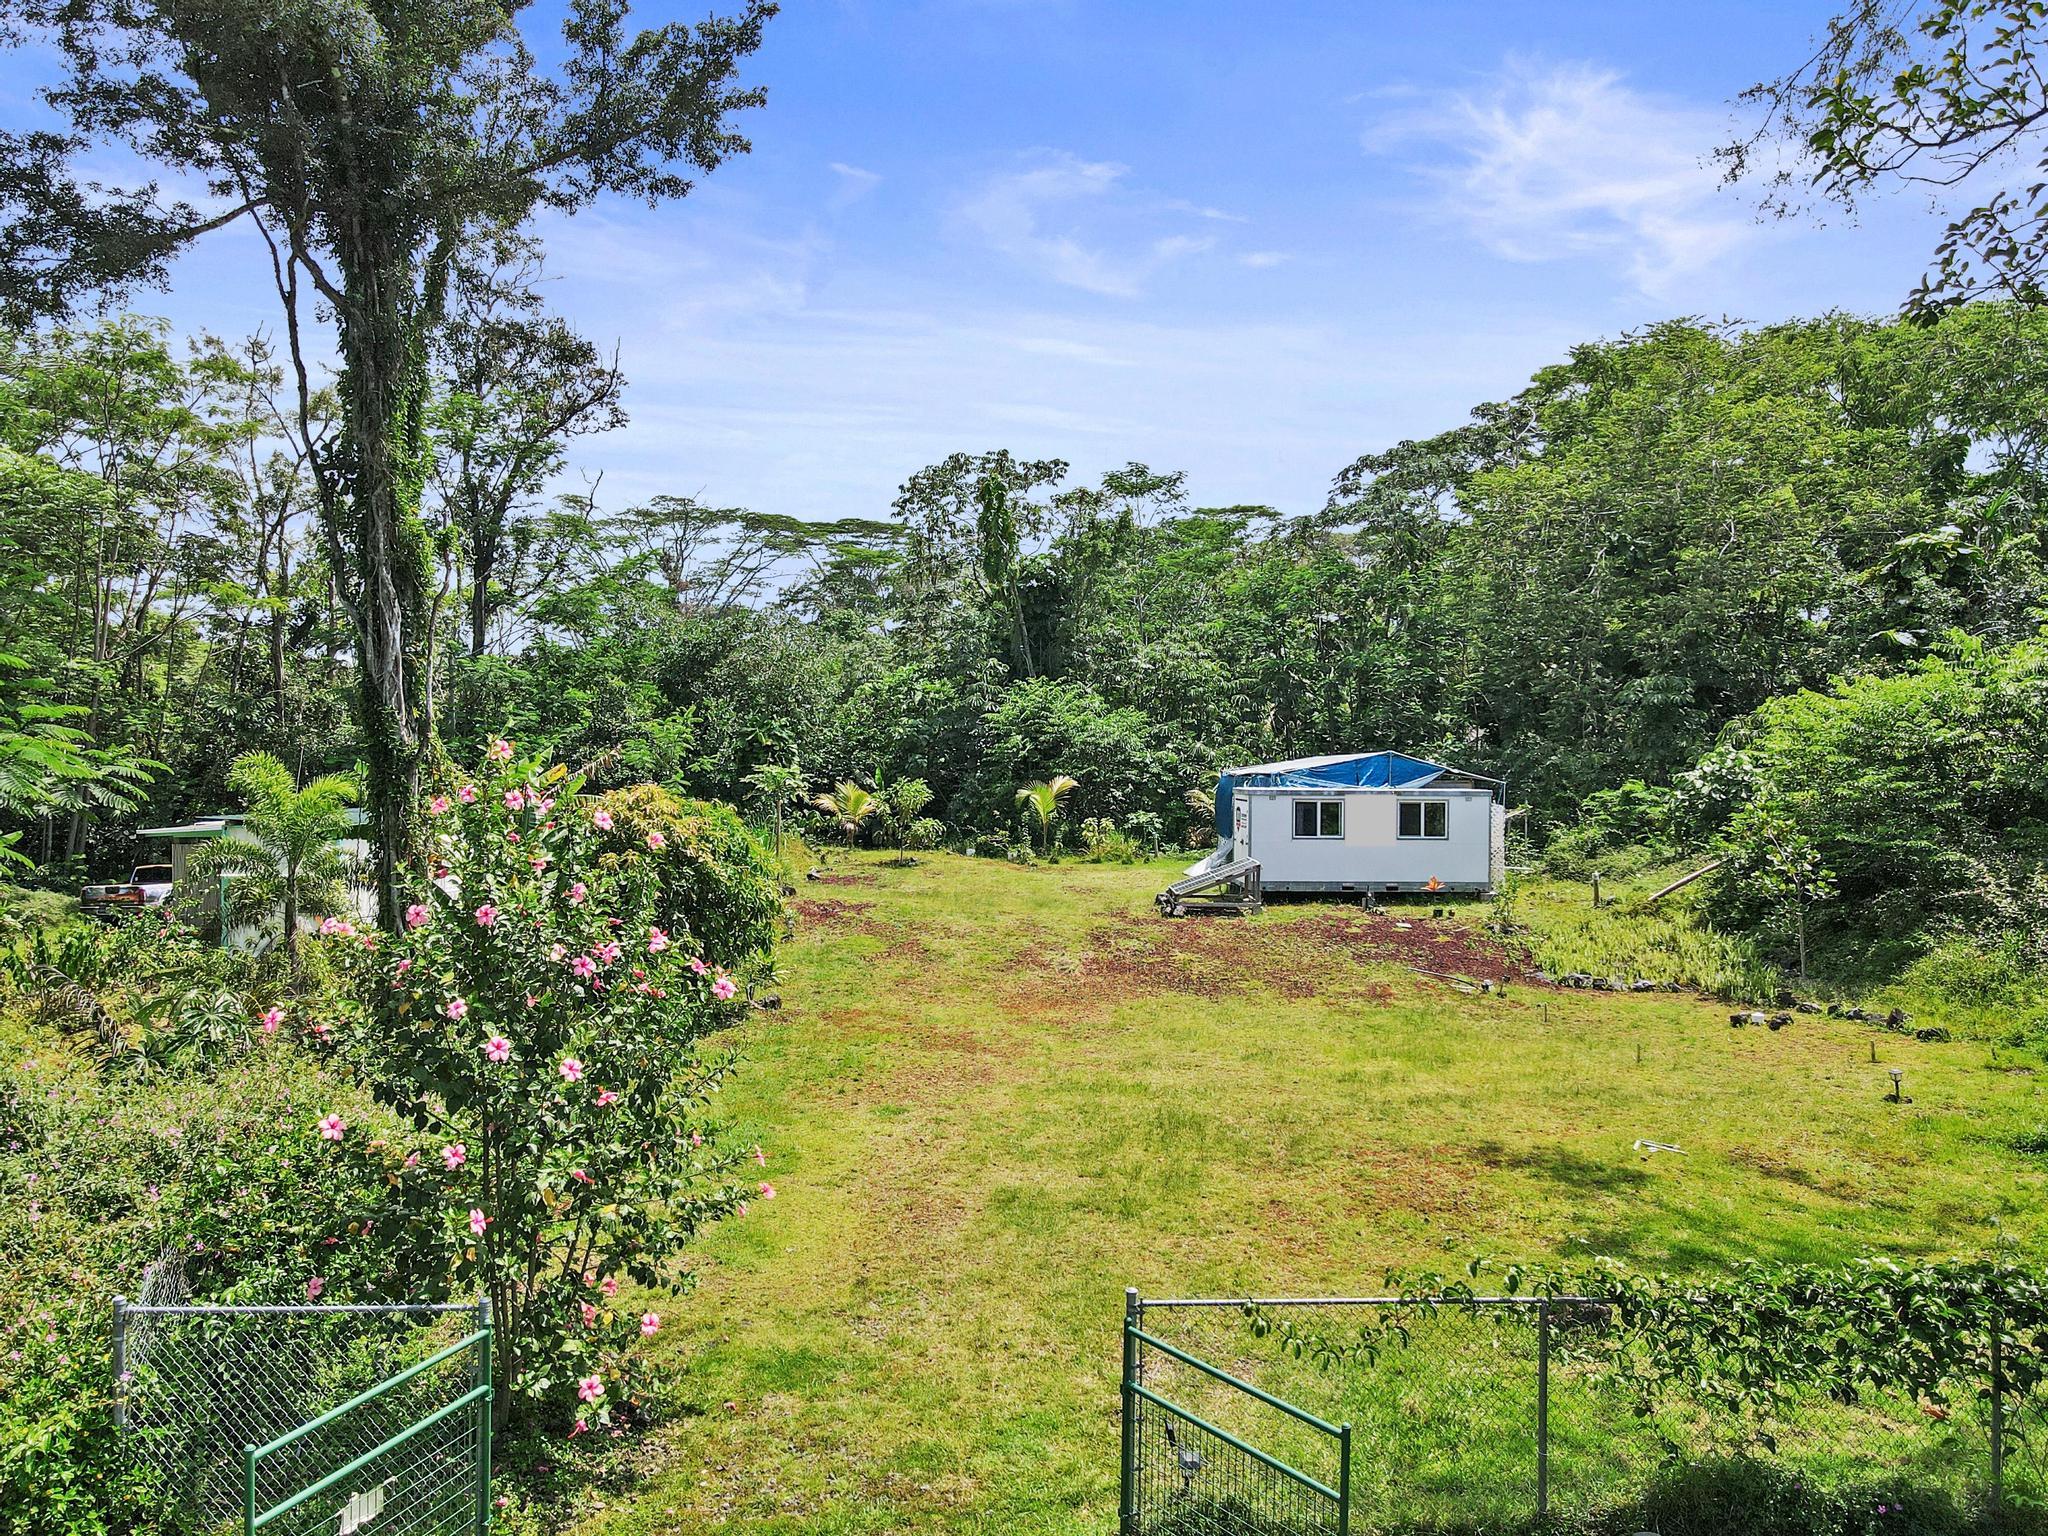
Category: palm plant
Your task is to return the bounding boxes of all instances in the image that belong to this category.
[812,780,880,850]
[187,752,359,970]
[745,761,807,867]
[1015,774,1080,857]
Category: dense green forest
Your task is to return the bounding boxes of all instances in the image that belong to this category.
[8,303,2048,973]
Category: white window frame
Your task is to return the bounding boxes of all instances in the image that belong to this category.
[1397,799,1448,840]
[1292,798,1344,839]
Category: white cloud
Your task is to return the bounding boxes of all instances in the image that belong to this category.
[1369,58,1755,298]
[828,161,882,207]
[953,151,1230,297]
[1240,250,1289,269]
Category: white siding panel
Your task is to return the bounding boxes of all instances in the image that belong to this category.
[1242,787,1496,889]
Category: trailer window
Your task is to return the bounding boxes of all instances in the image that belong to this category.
[1293,799,1343,838]
[1397,800,1447,839]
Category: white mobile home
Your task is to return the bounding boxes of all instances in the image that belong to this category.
[1205,751,1505,896]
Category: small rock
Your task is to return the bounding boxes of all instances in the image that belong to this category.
[805,868,824,882]
[754,994,782,1011]
[1630,979,1658,993]
[1795,1002,1822,1015]
[1888,1008,1911,1027]
[1767,1013,1793,1030]
[1915,1026,1951,1043]
[1729,1013,1748,1028]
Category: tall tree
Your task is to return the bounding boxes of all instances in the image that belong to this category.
[1730,0,2048,315]
[0,0,776,919]
[431,237,626,659]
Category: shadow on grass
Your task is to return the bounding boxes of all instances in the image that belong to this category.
[1472,1141,1652,1198]
[1139,1459,2032,1536]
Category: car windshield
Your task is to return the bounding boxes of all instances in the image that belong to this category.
[132,865,173,883]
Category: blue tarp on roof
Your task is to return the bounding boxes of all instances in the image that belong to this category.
[1214,751,1453,840]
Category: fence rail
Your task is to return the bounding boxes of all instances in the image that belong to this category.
[1126,1288,2036,1534]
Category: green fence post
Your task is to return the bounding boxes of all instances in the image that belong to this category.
[1337,1422,1352,1536]
[111,1296,127,1431]
[476,1298,494,1534]
[1991,1319,2005,1514]
[1120,1289,1139,1536]
[1536,1299,1550,1526]
[242,1443,258,1536]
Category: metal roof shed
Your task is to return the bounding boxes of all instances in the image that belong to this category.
[1206,750,1505,896]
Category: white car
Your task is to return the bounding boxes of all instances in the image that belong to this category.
[81,863,175,922]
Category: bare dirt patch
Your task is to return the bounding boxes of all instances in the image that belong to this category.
[790,898,889,936]
[807,872,876,887]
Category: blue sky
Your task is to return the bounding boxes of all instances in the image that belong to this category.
[3,2,1957,523]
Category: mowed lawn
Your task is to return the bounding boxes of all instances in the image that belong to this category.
[586,852,2048,1535]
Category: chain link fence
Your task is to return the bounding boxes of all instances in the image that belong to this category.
[115,1259,489,1535]
[1127,1291,2046,1535]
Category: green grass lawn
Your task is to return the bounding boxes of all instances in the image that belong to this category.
[586,852,2048,1535]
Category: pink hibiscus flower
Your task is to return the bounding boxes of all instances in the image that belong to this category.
[458,783,478,804]
[640,1312,661,1337]
[444,997,469,1021]
[759,1182,776,1200]
[712,975,737,1001]
[503,788,525,812]
[592,809,614,831]
[488,738,514,762]
[571,954,597,980]
[595,1088,619,1107]
[259,1007,284,1035]
[306,1276,325,1300]
[646,926,670,953]
[474,903,497,927]
[483,1036,512,1063]
[600,1275,619,1298]
[558,1057,584,1083]
[317,1114,346,1142]
[427,794,451,816]
[576,1375,604,1404]
[469,1208,490,1237]
[568,882,588,906]
[645,830,666,851]
[442,1143,466,1171]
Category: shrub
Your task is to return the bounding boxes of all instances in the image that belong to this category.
[1078,817,1143,864]
[323,746,778,1433]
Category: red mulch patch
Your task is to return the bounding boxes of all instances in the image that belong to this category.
[1040,909,1544,1002]
[808,872,876,887]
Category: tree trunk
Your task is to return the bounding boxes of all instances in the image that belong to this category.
[329,226,448,924]
[282,879,299,972]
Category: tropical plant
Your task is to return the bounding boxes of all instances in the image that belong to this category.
[744,761,807,868]
[185,753,359,971]
[0,655,157,857]
[1015,774,1080,857]
[882,776,933,862]
[812,780,880,849]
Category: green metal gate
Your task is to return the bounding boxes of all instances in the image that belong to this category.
[116,1280,492,1534]
[1121,1290,1351,1536]
[241,1324,493,1536]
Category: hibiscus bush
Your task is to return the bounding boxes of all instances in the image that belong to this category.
[318,744,780,1433]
